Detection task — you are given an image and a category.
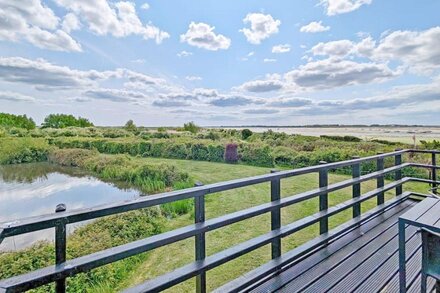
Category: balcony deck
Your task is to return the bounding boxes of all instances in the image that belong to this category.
[242,198,437,293]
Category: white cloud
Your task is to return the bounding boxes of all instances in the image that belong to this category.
[177,50,193,57]
[180,22,231,51]
[272,44,291,53]
[141,3,150,10]
[238,78,284,92]
[285,58,398,90]
[193,88,218,97]
[310,40,355,57]
[0,91,35,102]
[319,0,372,16]
[243,108,279,114]
[54,0,169,43]
[0,0,81,52]
[300,21,330,33]
[185,75,202,81]
[268,97,312,108]
[61,13,81,33]
[84,88,150,103]
[0,57,168,94]
[263,58,277,63]
[240,13,281,44]
[308,27,440,74]
[370,27,440,74]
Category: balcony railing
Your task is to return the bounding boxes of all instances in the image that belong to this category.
[0,149,439,293]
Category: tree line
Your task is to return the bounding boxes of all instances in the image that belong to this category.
[0,113,93,129]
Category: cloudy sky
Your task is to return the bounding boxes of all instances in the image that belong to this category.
[0,0,439,126]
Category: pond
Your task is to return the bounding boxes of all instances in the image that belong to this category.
[0,163,142,251]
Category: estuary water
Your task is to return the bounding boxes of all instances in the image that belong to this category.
[0,163,141,251]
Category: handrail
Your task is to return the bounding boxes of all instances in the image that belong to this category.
[1,149,434,239]
[0,149,438,293]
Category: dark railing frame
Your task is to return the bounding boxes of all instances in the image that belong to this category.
[0,149,439,293]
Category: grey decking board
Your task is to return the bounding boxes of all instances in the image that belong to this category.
[280,209,413,293]
[250,200,416,293]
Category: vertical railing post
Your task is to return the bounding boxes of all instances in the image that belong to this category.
[395,150,403,196]
[376,153,385,205]
[432,152,437,195]
[194,182,206,293]
[319,161,328,234]
[270,170,281,259]
[55,203,67,293]
[352,156,361,218]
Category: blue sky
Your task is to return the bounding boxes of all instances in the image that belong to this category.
[0,0,439,126]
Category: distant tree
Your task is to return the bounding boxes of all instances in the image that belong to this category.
[157,127,167,132]
[42,114,93,128]
[0,113,36,130]
[224,143,239,163]
[124,120,137,132]
[241,129,253,140]
[183,121,200,134]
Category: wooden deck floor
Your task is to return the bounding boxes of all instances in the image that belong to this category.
[248,198,438,293]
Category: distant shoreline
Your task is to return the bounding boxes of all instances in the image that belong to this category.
[214,125,440,128]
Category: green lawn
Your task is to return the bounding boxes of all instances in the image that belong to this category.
[91,157,430,292]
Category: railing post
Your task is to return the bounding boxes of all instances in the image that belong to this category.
[395,150,403,196]
[432,153,437,195]
[270,169,281,259]
[376,153,385,205]
[194,182,206,293]
[319,161,328,234]
[55,204,67,293]
[352,156,361,218]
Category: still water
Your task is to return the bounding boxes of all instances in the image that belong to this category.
[0,163,141,251]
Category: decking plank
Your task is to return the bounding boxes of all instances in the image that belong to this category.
[250,200,415,293]
[249,198,439,293]
[276,203,415,293]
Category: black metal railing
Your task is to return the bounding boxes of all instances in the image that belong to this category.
[0,149,439,293]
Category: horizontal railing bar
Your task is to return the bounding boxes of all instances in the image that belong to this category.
[410,163,440,169]
[127,192,412,293]
[0,160,416,239]
[409,149,440,154]
[212,193,412,293]
[0,179,410,292]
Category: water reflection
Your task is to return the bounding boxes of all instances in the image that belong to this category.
[0,163,141,251]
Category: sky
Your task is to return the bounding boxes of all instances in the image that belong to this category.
[0,0,439,126]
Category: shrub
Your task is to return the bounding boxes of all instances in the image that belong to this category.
[239,144,274,167]
[0,112,36,130]
[124,120,137,132]
[42,114,93,128]
[241,129,253,140]
[48,148,192,193]
[224,143,238,163]
[183,121,200,134]
[320,135,362,142]
[0,138,50,164]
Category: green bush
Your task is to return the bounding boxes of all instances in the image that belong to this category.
[42,114,93,128]
[48,148,192,193]
[0,138,50,164]
[0,112,36,130]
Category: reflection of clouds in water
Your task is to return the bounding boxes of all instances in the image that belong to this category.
[0,174,102,201]
[0,164,140,251]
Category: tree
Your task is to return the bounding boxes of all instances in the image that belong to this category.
[42,114,93,128]
[183,121,200,134]
[0,113,36,130]
[241,129,253,140]
[124,120,137,132]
